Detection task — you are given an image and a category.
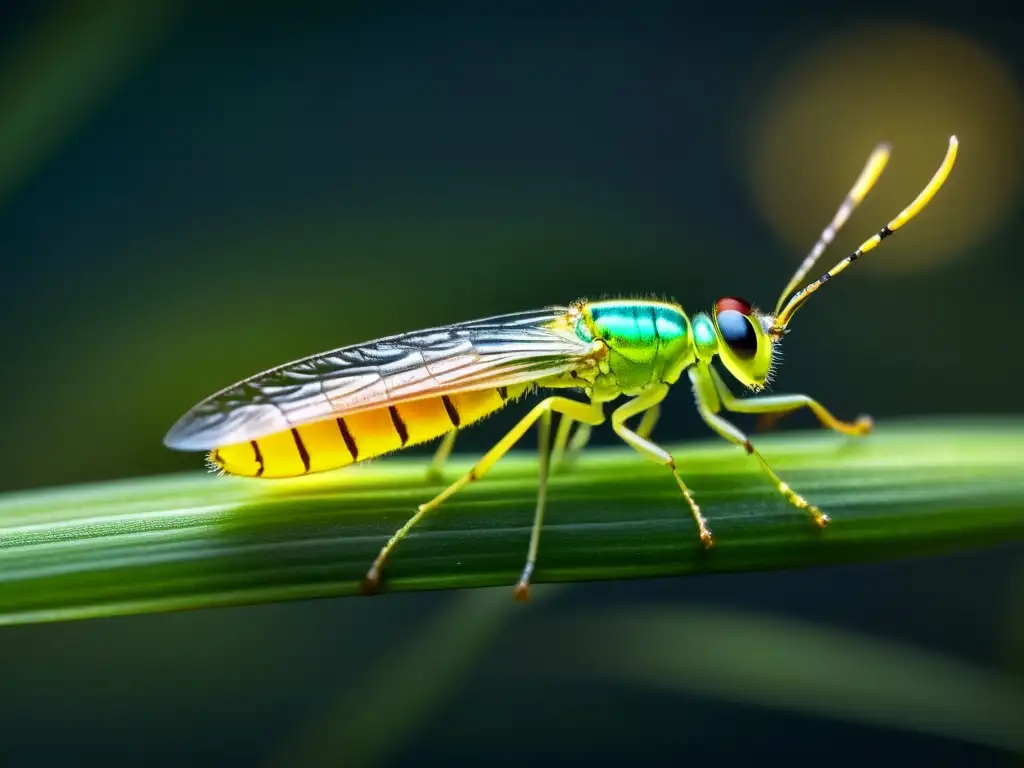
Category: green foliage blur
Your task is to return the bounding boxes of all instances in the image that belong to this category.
[0,1,1019,765]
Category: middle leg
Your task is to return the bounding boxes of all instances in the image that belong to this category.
[610,385,712,546]
[550,402,659,472]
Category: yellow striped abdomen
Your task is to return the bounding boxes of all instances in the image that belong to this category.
[210,385,525,478]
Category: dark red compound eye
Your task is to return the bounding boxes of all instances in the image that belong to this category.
[715,296,752,316]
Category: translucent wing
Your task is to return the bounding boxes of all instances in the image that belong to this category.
[164,307,597,450]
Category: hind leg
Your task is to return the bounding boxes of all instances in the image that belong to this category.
[424,430,458,482]
[364,396,606,597]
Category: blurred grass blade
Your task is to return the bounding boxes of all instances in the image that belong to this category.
[265,585,562,768]
[547,606,1024,752]
[1002,557,1024,678]
[0,419,1022,626]
[0,0,175,203]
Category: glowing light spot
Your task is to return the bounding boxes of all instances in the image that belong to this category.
[744,24,1021,275]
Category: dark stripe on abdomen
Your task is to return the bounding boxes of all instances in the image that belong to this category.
[336,417,358,460]
[442,395,461,427]
[388,405,409,446]
[291,428,311,473]
[212,385,526,479]
[251,440,264,477]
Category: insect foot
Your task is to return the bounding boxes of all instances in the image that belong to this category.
[361,567,382,595]
[513,562,535,602]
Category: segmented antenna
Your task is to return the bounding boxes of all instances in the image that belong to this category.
[774,143,892,315]
[772,136,958,334]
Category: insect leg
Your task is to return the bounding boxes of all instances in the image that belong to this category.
[554,400,656,471]
[551,399,606,472]
[519,407,553,601]
[635,403,661,440]
[551,420,595,472]
[425,430,458,482]
[708,366,872,436]
[556,401,657,472]
[610,385,712,547]
[363,396,606,597]
[549,414,576,470]
[566,422,593,455]
[690,367,828,528]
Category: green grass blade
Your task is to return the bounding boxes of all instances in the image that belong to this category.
[264,585,562,768]
[0,419,1022,626]
[541,605,1024,752]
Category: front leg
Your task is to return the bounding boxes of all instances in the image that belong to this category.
[708,366,872,437]
[690,366,828,529]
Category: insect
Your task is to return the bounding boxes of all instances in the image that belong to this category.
[165,136,958,600]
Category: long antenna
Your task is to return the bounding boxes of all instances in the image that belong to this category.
[774,142,892,314]
[772,135,958,335]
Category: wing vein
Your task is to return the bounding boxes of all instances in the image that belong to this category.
[164,306,594,450]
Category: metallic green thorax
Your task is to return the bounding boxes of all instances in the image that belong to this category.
[576,300,695,395]
[691,313,719,361]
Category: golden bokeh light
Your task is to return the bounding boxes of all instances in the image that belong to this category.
[744,23,1022,275]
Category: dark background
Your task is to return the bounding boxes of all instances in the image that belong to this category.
[0,1,1020,765]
